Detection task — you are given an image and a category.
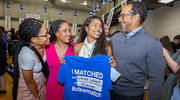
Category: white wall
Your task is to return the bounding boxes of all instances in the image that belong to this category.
[151,1,180,40]
[109,23,121,34]
[143,10,154,35]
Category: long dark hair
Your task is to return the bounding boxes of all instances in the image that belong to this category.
[13,18,42,100]
[0,29,6,42]
[49,19,73,50]
[78,16,107,56]
[160,36,174,55]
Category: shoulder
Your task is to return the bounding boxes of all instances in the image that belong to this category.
[139,29,157,40]
[19,46,34,57]
[140,31,163,52]
[74,42,84,49]
[19,47,35,62]
[20,46,33,54]
[111,32,122,39]
[74,42,84,56]
[70,42,77,47]
[110,32,123,42]
[146,33,160,45]
[138,29,160,44]
[171,42,175,46]
[45,42,54,49]
[45,42,56,55]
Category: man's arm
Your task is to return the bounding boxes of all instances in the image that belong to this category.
[147,40,165,100]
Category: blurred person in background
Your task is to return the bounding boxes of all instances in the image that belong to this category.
[162,48,180,100]
[104,22,110,41]
[160,36,174,81]
[0,29,7,94]
[171,35,180,53]
[73,29,81,43]
[0,26,8,50]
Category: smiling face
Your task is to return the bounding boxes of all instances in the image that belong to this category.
[85,18,102,42]
[56,22,71,43]
[36,24,51,46]
[104,24,109,37]
[118,4,135,35]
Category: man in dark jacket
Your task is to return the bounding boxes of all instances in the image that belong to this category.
[171,35,180,53]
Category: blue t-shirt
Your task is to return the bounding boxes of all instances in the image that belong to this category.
[57,54,112,100]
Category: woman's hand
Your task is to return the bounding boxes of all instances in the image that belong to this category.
[60,55,65,64]
[162,47,180,73]
[109,56,116,69]
[162,47,168,56]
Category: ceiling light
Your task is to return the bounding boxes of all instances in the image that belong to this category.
[62,0,66,2]
[45,0,48,1]
[158,0,174,3]
[84,1,87,5]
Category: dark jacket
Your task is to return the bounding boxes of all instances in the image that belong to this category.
[171,42,176,53]
[0,38,7,61]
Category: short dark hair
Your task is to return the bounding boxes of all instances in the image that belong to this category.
[0,26,5,33]
[11,28,15,32]
[127,1,147,24]
[173,35,180,40]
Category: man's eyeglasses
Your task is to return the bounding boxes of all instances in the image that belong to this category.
[118,13,134,19]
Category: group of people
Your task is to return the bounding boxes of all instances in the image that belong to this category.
[0,26,19,94]
[12,14,116,100]
[0,27,8,94]
[159,35,180,100]
[0,1,180,100]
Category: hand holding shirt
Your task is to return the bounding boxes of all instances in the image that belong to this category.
[57,54,112,100]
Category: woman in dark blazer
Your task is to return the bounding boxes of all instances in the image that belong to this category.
[0,29,7,93]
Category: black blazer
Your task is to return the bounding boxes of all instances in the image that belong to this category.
[0,38,7,61]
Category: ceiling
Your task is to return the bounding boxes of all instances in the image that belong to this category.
[47,0,101,10]
[2,0,179,26]
[46,0,180,26]
[110,0,180,26]
[143,0,178,10]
